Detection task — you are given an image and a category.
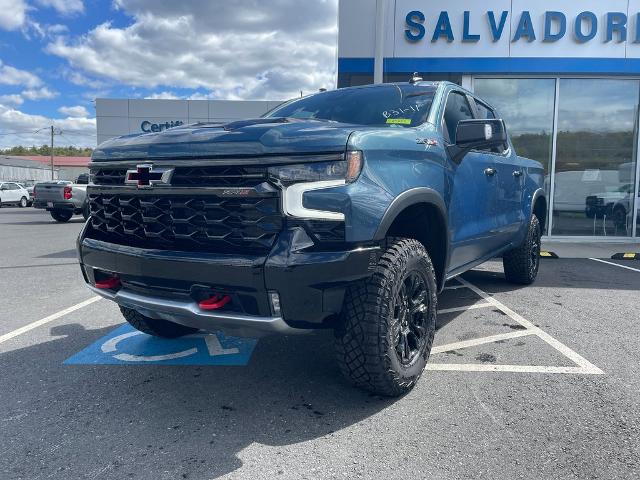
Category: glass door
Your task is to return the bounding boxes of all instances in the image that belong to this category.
[552,79,639,237]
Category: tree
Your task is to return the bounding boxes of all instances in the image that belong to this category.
[0,145,93,157]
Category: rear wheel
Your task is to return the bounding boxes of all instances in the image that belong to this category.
[50,210,73,222]
[334,238,437,397]
[120,306,199,338]
[19,196,28,208]
[503,214,541,285]
[82,202,90,220]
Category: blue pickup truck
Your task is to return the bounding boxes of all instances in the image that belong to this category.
[78,80,546,396]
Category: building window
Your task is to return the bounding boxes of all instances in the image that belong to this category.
[474,78,556,233]
[553,79,639,237]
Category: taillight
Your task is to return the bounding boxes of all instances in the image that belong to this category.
[32,186,36,198]
[63,186,72,200]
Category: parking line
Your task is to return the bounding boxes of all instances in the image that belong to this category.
[431,330,534,354]
[0,296,102,345]
[443,284,468,291]
[429,278,604,375]
[589,258,640,273]
[458,278,604,374]
[426,364,598,374]
[438,302,493,314]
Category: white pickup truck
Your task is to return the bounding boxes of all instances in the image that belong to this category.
[33,174,90,222]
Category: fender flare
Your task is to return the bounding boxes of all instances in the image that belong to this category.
[530,188,547,228]
[373,187,450,289]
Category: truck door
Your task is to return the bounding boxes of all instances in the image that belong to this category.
[473,99,524,246]
[443,91,501,272]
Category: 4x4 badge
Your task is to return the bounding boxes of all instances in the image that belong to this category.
[125,164,174,188]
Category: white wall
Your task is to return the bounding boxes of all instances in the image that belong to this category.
[96,99,284,146]
[0,165,58,182]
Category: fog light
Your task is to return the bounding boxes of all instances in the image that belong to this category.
[268,291,281,316]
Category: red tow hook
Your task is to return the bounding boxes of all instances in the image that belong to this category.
[94,276,121,290]
[198,294,232,311]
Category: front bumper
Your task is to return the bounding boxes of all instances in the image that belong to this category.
[89,285,296,336]
[78,223,380,335]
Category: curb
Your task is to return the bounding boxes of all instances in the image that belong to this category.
[611,253,640,260]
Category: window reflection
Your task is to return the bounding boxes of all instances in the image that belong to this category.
[474,78,556,233]
[553,79,639,237]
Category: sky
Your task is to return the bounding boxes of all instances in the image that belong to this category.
[0,0,339,149]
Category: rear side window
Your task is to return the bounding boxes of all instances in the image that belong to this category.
[473,98,506,154]
[443,92,474,144]
[475,101,496,119]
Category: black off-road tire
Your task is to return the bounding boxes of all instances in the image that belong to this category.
[82,202,90,220]
[50,210,73,222]
[334,238,437,397]
[120,306,198,338]
[503,214,541,285]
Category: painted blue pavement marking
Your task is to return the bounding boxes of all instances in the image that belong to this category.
[64,323,258,366]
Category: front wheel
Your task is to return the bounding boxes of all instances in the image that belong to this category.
[120,307,199,338]
[50,210,73,222]
[503,214,541,285]
[19,197,28,208]
[334,238,437,397]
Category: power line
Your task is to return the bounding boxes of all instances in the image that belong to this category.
[0,130,46,136]
[58,133,91,150]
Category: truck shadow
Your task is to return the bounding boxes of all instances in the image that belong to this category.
[0,323,396,479]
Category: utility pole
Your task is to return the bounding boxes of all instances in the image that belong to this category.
[47,125,62,180]
[50,125,54,180]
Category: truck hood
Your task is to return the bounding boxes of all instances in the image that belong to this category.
[92,118,364,162]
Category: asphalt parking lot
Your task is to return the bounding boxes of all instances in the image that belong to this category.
[1,207,639,480]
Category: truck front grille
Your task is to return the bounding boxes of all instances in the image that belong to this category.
[88,193,282,253]
[93,168,127,185]
[91,165,268,188]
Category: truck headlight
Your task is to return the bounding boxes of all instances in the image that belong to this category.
[271,151,363,221]
[268,151,362,185]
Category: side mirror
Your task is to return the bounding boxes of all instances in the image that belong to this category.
[447,119,508,163]
[456,119,507,149]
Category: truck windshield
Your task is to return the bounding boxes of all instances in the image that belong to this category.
[266,85,436,128]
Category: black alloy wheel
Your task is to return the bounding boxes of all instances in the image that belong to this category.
[392,270,430,366]
[503,214,541,285]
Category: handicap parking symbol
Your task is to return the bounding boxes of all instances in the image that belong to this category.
[64,323,258,366]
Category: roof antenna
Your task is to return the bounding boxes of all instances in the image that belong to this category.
[409,72,423,84]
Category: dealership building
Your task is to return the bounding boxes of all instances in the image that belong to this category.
[337,0,640,241]
[96,0,640,242]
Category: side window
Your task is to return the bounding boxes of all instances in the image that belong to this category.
[443,92,474,144]
[8,183,18,190]
[475,101,495,120]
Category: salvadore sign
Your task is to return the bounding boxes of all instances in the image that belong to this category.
[394,0,640,59]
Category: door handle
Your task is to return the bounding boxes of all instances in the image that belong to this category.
[513,170,523,177]
[484,167,496,176]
